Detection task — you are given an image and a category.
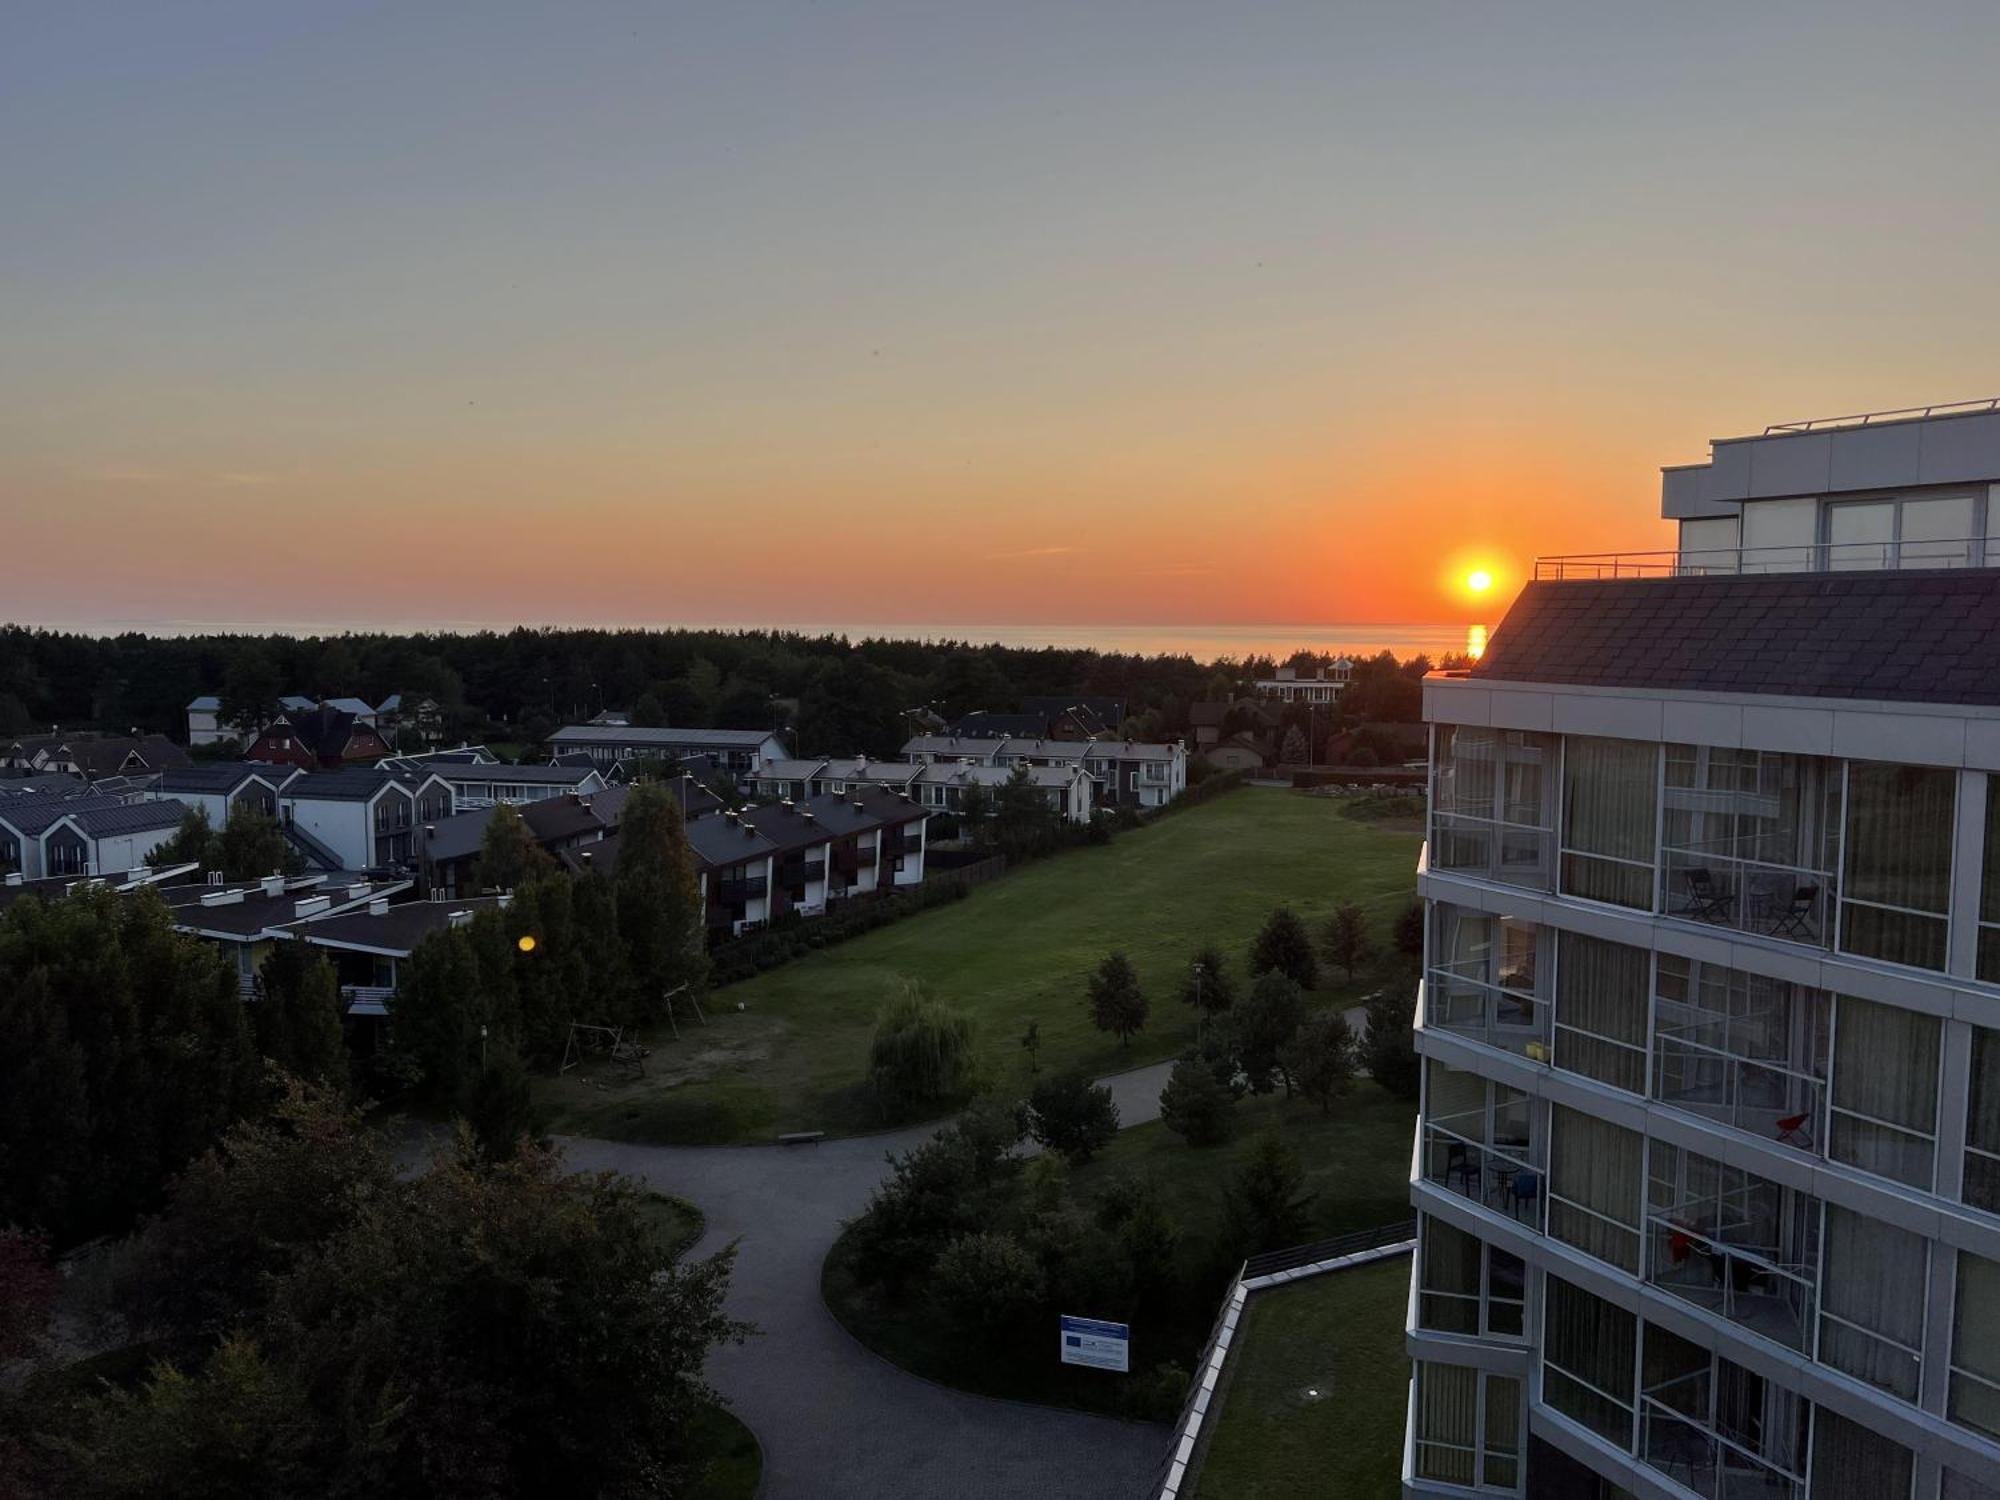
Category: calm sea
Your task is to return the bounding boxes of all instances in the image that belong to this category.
[39,619,1483,661]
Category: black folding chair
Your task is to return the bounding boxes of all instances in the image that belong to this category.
[1682,867,1729,922]
[1768,884,1818,939]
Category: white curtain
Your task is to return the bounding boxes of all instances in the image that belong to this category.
[1549,1106,1643,1272]
[1420,1218,1481,1335]
[1831,995,1939,1189]
[1556,931,1649,1093]
[1544,1276,1635,1445]
[1953,1251,2000,1441]
[1819,1205,1926,1402]
[1562,735,1658,909]
[1415,1362,1478,1486]
[1810,1407,1913,1499]
[1842,762,1954,971]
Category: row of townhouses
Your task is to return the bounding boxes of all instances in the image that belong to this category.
[750,755,1097,824]
[1405,401,2000,1500]
[186,692,443,748]
[898,734,1188,809]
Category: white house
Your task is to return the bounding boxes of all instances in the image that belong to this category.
[38,799,192,878]
[1253,660,1350,703]
[544,725,788,783]
[422,760,605,810]
[279,767,454,871]
[914,761,1096,824]
[144,763,286,827]
[186,695,231,747]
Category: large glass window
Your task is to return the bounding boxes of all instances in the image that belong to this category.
[1427,905,1548,1057]
[1660,746,1839,944]
[1953,1250,2000,1442]
[1422,1061,1540,1224]
[1548,1105,1643,1273]
[1968,1026,2000,1214]
[1561,736,1659,910]
[1417,1216,1526,1339]
[1413,1363,1522,1492]
[1553,930,1648,1094]
[1980,776,2000,983]
[1818,1205,1927,1403]
[1809,1408,1913,1500]
[1432,726,1557,888]
[1646,1142,1819,1352]
[1827,493,1979,571]
[1840,762,1954,972]
[1639,1322,1808,1500]
[1543,1276,1636,1447]
[1829,995,1939,1190]
[1945,1470,2000,1500]
[1652,956,1828,1151]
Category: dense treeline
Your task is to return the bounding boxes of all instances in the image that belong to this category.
[0,622,1437,757]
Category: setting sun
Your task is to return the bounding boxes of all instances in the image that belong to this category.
[1466,569,1493,594]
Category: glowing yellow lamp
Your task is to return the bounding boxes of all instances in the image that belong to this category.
[516,934,538,954]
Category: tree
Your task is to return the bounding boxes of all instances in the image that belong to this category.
[1019,1018,1041,1075]
[1393,899,1425,960]
[0,1228,55,1361]
[1027,1072,1118,1162]
[614,783,708,1020]
[1284,1009,1357,1116]
[632,690,670,728]
[1178,944,1235,1019]
[464,1046,545,1161]
[1224,1132,1313,1254]
[252,941,348,1090]
[1320,900,1376,982]
[931,1231,1046,1338]
[219,650,284,737]
[474,801,553,891]
[57,1088,748,1498]
[147,806,217,871]
[1279,725,1308,765]
[214,806,296,880]
[868,983,977,1118]
[958,780,992,838]
[1158,1056,1237,1146]
[993,762,1059,860]
[1250,906,1317,989]
[846,1109,1021,1296]
[1361,987,1420,1099]
[1086,950,1149,1046]
[1235,971,1307,1096]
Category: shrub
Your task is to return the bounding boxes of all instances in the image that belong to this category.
[931,1231,1046,1337]
[868,984,977,1119]
[1250,906,1317,989]
[1027,1072,1119,1162]
[1158,1056,1237,1146]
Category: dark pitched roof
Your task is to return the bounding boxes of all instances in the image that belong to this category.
[738,802,835,855]
[283,767,438,802]
[685,813,780,869]
[0,793,127,837]
[267,706,380,759]
[150,762,283,795]
[286,896,508,956]
[59,799,190,839]
[948,711,1049,739]
[1469,569,2000,705]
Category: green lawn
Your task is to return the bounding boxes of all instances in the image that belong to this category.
[683,1399,761,1500]
[1190,1256,1411,1500]
[542,788,1420,1145]
[821,1085,1417,1418]
[636,1191,707,1260]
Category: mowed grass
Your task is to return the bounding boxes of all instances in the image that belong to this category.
[1190,1255,1411,1500]
[542,787,1420,1145]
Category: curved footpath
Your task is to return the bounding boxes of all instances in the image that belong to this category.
[558,1058,1177,1500]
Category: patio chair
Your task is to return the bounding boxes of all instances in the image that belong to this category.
[1445,1142,1480,1193]
[1768,885,1818,939]
[1508,1170,1541,1220]
[1682,868,1730,923]
[1775,1112,1814,1149]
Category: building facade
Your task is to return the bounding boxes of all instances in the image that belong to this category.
[1405,403,2000,1500]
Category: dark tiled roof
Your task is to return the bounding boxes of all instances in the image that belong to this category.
[0,793,126,837]
[287,896,507,955]
[151,762,282,794]
[1470,569,2000,705]
[686,814,780,868]
[948,711,1048,739]
[738,802,835,855]
[62,799,190,838]
[284,767,439,802]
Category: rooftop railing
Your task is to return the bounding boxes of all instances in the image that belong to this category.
[1762,395,1999,434]
[1534,534,2000,580]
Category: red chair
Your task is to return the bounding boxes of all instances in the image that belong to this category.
[1776,1112,1813,1148]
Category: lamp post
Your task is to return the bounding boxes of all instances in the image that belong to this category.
[1193,960,1206,1040]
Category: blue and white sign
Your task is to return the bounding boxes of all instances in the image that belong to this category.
[1059,1314,1131,1373]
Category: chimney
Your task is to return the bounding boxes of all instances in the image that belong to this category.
[262,874,285,896]
[724,809,739,825]
[347,882,370,901]
[2,872,20,887]
[294,895,332,919]
[801,809,815,823]
[367,897,389,917]
[447,909,473,928]
[199,888,246,907]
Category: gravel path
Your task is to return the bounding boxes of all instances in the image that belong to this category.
[558,1060,1177,1500]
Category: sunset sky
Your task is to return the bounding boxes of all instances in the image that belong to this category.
[6,3,2000,633]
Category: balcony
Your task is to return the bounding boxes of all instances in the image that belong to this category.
[1429,811,1555,890]
[1651,968,1828,1156]
[717,877,767,904]
[1421,1117,1542,1227]
[1536,533,2000,580]
[1659,844,1836,946]
[1424,966,1550,1060]
[1639,1375,1804,1500]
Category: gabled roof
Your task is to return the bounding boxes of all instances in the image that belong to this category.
[150,762,284,795]
[265,705,376,759]
[188,695,221,712]
[815,758,922,786]
[684,813,780,869]
[0,793,127,837]
[1468,569,2000,706]
[414,807,492,864]
[738,801,835,855]
[282,767,443,803]
[435,762,605,787]
[0,772,89,797]
[50,799,190,840]
[900,736,1001,758]
[915,763,1079,789]
[321,697,376,718]
[754,758,830,780]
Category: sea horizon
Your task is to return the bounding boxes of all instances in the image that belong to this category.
[9,618,1485,662]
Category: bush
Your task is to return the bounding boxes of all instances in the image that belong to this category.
[931,1231,1046,1338]
[1158,1056,1237,1146]
[707,880,975,986]
[1224,1132,1313,1255]
[1250,906,1317,989]
[1361,987,1420,1099]
[868,984,977,1119]
[1027,1072,1119,1162]
[845,1108,1022,1296]
[463,1048,546,1161]
[1118,1361,1192,1423]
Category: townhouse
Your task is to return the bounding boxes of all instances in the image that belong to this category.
[279,767,454,871]
[246,705,392,768]
[913,760,1096,824]
[143,762,286,826]
[543,725,787,783]
[1405,401,2000,1500]
[899,733,1188,810]
[0,731,190,779]
[158,873,411,997]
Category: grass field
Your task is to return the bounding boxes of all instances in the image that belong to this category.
[542,787,1420,1145]
[821,1084,1418,1417]
[684,1400,762,1500]
[1190,1256,1410,1500]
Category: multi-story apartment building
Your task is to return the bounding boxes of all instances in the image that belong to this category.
[1406,400,2000,1500]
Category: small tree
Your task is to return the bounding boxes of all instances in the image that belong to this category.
[1320,901,1376,982]
[216,806,297,880]
[1019,1018,1041,1075]
[931,1231,1046,1338]
[1284,1009,1357,1116]
[1087,950,1149,1047]
[1027,1071,1119,1162]
[147,806,217,871]
[475,802,553,892]
[253,940,349,1090]
[1236,971,1307,1096]
[1250,906,1317,989]
[1178,944,1236,1020]
[1279,725,1308,765]
[1224,1131,1313,1254]
[869,983,977,1118]
[993,763,1059,860]
[464,1047,546,1161]
[959,781,992,837]
[1158,1056,1237,1146]
[1362,987,1420,1099]
[1393,900,1425,960]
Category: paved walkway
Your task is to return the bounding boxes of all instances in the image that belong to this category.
[558,1061,1176,1500]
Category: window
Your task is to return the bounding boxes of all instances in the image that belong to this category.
[1431,726,1557,888]
[1548,1106,1643,1273]
[1953,1250,2000,1441]
[1829,995,1939,1190]
[1826,492,1979,571]
[1808,1408,1913,1500]
[1677,515,1740,573]
[1543,1276,1636,1447]
[1422,1061,1539,1223]
[1652,956,1828,1151]
[1945,1470,2000,1500]
[1417,1217,1525,1339]
[1413,1363,1521,1492]
[1427,905,1547,1056]
[1739,497,1818,574]
[1979,777,2000,983]
[1818,1205,1927,1403]
[1560,736,1658,910]
[1660,745,1839,943]
[1967,1026,2000,1214]
[1639,1322,1808,1497]
[1553,931,1648,1093]
[1840,761,1954,972]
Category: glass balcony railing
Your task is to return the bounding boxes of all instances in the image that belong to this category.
[1639,1391,1804,1500]
[1429,811,1556,890]
[1423,967,1551,1059]
[1660,846,1836,945]
[1652,1024,1826,1155]
[1537,532,2000,580]
[1421,1118,1543,1227]
[1644,1215,1817,1353]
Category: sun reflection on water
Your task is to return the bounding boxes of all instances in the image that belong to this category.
[1467,624,1488,661]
